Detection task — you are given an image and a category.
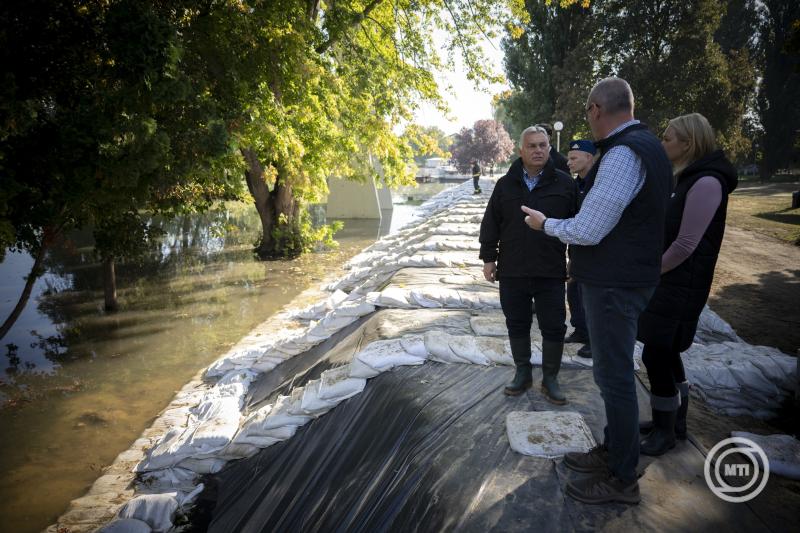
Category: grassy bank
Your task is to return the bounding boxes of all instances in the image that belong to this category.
[726,181,800,245]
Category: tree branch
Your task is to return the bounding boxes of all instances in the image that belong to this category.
[315,0,385,55]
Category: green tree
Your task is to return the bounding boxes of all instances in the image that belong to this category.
[500,0,757,159]
[403,125,451,166]
[498,0,594,144]
[756,0,800,177]
[0,1,243,337]
[190,0,528,259]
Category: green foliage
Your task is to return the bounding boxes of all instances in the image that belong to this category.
[499,0,757,160]
[0,0,246,263]
[403,125,451,166]
[756,0,800,175]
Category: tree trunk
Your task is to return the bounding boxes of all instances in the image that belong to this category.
[0,228,56,341]
[241,147,300,259]
[103,255,118,312]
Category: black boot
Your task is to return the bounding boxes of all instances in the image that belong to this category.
[504,337,532,396]
[640,408,677,456]
[640,384,689,438]
[541,340,567,405]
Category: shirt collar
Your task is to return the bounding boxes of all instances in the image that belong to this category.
[605,119,640,139]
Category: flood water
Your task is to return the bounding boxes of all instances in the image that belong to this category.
[0,186,455,532]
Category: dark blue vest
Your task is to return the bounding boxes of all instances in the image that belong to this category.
[569,123,672,287]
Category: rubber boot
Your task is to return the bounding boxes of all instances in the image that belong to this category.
[640,382,689,438]
[504,337,532,396]
[541,340,567,405]
[640,408,677,456]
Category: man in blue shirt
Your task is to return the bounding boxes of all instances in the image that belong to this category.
[522,78,672,504]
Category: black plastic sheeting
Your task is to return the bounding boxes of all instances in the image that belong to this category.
[189,360,779,532]
[205,363,567,532]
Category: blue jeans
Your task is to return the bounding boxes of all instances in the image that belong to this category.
[566,278,587,336]
[581,283,655,482]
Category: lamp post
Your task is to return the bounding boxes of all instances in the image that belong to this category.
[553,121,564,153]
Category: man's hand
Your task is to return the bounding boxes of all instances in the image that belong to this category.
[483,262,497,283]
[521,205,546,231]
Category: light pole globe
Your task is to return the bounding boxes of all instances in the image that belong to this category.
[553,121,564,153]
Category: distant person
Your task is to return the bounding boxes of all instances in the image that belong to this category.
[522,77,672,504]
[637,113,738,456]
[536,123,570,174]
[563,139,596,357]
[479,126,576,404]
[471,160,482,194]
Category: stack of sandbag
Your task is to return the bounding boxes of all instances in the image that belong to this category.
[206,296,375,377]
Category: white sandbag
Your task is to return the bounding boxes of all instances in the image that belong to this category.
[731,432,800,481]
[137,467,198,493]
[117,493,179,532]
[262,394,314,428]
[301,380,340,414]
[292,289,349,319]
[695,305,742,344]
[448,335,491,366]
[424,331,470,364]
[367,287,412,308]
[470,315,508,336]
[98,518,152,533]
[190,396,242,451]
[318,365,367,401]
[475,337,513,365]
[353,338,427,373]
[176,457,227,474]
[349,356,382,378]
[506,411,597,459]
[219,442,261,459]
[399,335,428,358]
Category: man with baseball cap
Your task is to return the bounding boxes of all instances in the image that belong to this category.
[564,139,596,358]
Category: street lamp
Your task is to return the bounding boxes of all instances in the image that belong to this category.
[553,121,564,153]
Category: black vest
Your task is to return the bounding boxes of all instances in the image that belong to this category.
[637,150,738,350]
[569,123,672,287]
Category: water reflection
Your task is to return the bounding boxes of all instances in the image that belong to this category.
[0,183,451,532]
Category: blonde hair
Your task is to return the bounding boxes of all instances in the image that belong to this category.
[667,113,717,174]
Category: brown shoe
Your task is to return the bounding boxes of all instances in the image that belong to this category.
[563,444,608,473]
[566,473,640,505]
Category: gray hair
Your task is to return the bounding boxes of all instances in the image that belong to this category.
[519,125,550,147]
[588,77,634,115]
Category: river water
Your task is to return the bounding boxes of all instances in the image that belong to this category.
[0,184,457,532]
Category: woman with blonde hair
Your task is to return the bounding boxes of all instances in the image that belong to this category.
[637,112,738,456]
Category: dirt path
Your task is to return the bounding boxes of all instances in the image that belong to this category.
[709,225,800,356]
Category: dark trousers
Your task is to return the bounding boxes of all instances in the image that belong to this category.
[472,174,480,190]
[499,277,566,342]
[641,344,687,397]
[566,278,587,336]
[581,283,655,483]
